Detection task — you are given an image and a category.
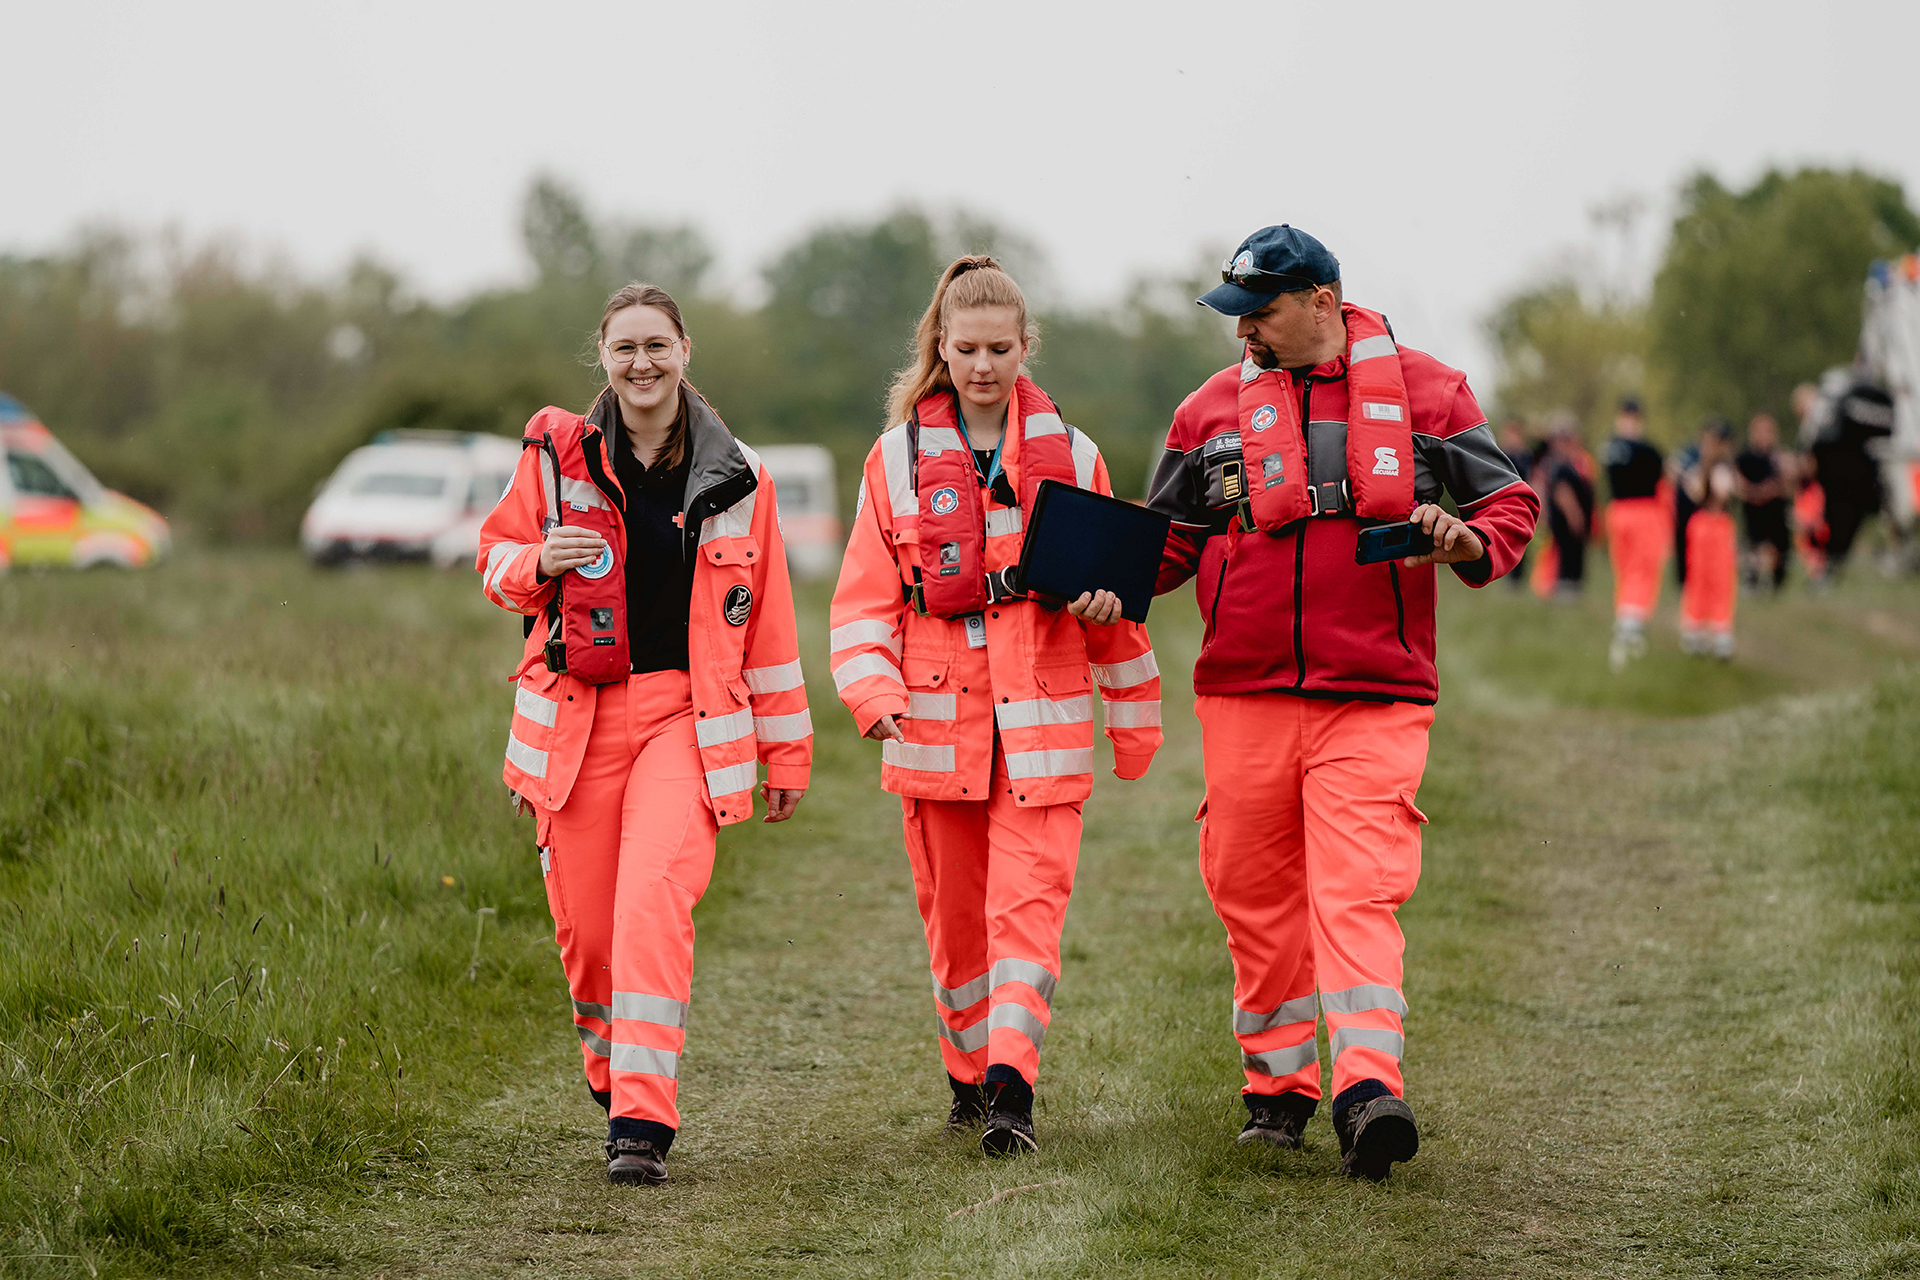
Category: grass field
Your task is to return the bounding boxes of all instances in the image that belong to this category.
[2,551,1917,1278]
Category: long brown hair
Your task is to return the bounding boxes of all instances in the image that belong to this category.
[589,282,692,468]
[882,255,1039,429]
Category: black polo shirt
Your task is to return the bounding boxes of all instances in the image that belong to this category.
[611,417,693,674]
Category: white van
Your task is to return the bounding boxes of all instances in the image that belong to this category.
[301,430,522,566]
[753,444,841,579]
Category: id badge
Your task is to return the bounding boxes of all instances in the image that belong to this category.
[963,612,987,649]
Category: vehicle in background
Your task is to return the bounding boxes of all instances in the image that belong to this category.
[302,430,520,566]
[754,444,841,579]
[0,394,170,571]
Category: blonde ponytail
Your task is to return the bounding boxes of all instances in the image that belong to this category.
[882,255,1039,429]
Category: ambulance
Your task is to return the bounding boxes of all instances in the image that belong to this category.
[302,430,521,566]
[0,394,171,571]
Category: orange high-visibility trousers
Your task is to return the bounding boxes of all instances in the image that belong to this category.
[1607,496,1669,625]
[1680,510,1737,636]
[903,747,1083,1088]
[1195,693,1432,1106]
[541,670,720,1140]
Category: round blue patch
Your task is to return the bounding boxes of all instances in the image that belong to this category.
[1250,404,1278,433]
[576,546,614,579]
[930,487,960,515]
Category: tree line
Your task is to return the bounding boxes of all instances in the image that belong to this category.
[0,165,1912,543]
[0,181,1235,543]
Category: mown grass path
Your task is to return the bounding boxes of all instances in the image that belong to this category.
[4,557,1917,1277]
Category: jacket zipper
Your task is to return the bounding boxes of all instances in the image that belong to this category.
[1389,561,1410,653]
[1292,377,1313,687]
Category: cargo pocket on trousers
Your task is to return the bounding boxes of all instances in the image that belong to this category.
[1383,790,1428,905]
[1194,795,1218,895]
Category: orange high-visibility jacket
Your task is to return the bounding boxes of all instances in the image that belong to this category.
[829,380,1162,806]
[477,393,812,826]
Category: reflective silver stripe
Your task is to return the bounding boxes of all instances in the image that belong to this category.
[880,424,916,515]
[484,540,526,596]
[610,1042,680,1078]
[918,424,966,453]
[1242,1039,1318,1078]
[1023,412,1067,439]
[539,846,551,877]
[559,475,610,511]
[933,970,990,1010]
[704,760,758,797]
[1003,748,1093,780]
[572,997,611,1024]
[985,507,1023,537]
[937,1014,990,1053]
[1233,994,1320,1035]
[1331,1026,1405,1060]
[1091,651,1159,689]
[829,619,901,657]
[753,709,813,742]
[698,486,757,544]
[612,991,689,1029]
[988,1003,1047,1050]
[881,740,956,772]
[743,660,805,694]
[907,692,956,720]
[833,652,903,693]
[1349,334,1399,363]
[577,1024,612,1058]
[990,958,1057,1004]
[1319,983,1409,1017]
[994,696,1093,731]
[1101,699,1162,728]
[505,732,548,778]
[695,708,754,748]
[1070,428,1099,489]
[514,684,560,728]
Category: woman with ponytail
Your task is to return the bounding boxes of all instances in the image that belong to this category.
[828,257,1163,1154]
[476,284,812,1186]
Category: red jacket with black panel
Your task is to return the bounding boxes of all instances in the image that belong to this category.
[1147,328,1538,704]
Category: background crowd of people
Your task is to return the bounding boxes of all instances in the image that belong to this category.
[1496,371,1900,667]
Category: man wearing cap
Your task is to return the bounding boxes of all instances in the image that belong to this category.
[1145,225,1538,1180]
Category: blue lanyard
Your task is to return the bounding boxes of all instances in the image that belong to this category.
[953,399,1007,489]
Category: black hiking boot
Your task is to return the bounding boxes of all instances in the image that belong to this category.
[605,1136,668,1186]
[1334,1093,1419,1182]
[946,1075,989,1131]
[1237,1091,1315,1150]
[980,1077,1038,1157]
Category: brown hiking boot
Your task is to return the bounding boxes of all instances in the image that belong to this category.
[1236,1092,1314,1150]
[605,1136,668,1186]
[1334,1095,1418,1182]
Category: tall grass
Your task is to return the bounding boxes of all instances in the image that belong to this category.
[0,556,553,1274]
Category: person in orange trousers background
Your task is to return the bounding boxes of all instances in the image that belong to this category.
[477,284,811,1187]
[1603,396,1670,671]
[1144,226,1539,1181]
[829,257,1163,1156]
[1680,460,1739,659]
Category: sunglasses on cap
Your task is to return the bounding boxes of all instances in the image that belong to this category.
[1221,260,1328,293]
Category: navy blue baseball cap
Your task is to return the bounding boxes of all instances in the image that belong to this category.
[1197,225,1341,316]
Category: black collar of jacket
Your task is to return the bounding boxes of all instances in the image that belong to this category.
[586,387,756,557]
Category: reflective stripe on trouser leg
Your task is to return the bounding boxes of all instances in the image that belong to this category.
[547,670,719,1131]
[1193,693,1321,1099]
[982,748,1082,1087]
[903,794,992,1084]
[1299,696,1432,1100]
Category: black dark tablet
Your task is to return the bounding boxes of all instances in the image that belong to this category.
[1014,480,1170,624]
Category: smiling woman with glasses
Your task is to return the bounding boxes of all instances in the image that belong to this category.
[473,283,812,1187]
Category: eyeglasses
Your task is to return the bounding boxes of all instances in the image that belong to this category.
[1221,260,1323,293]
[604,338,681,366]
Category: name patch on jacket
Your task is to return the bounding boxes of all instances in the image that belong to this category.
[724,585,753,626]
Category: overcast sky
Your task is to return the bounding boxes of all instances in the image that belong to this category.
[6,0,1918,392]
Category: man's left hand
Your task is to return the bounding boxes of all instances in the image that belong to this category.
[761,785,806,823]
[1402,504,1484,567]
[1067,589,1123,626]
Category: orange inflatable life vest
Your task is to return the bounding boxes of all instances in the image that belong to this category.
[905,376,1078,619]
[1236,304,1416,531]
[520,422,633,683]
